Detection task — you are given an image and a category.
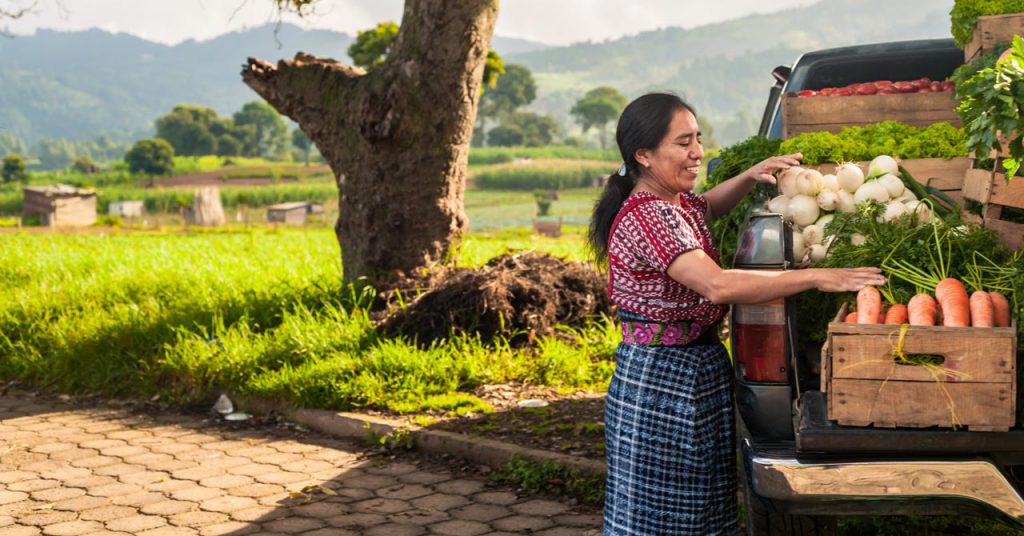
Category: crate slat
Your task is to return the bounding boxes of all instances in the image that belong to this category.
[830,378,1015,429]
[782,92,960,139]
[829,332,1015,383]
[964,13,1024,63]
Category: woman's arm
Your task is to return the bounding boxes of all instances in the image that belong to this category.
[666,248,887,305]
[701,152,803,220]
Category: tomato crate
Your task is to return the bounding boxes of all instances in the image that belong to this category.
[780,92,961,140]
[822,303,1017,432]
[964,13,1024,63]
[814,157,970,207]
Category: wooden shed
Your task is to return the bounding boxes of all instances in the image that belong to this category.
[23,185,97,227]
[267,201,318,225]
[109,200,145,218]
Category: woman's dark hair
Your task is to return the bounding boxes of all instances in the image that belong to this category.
[587,93,696,266]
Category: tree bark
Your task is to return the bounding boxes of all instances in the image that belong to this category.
[242,0,498,282]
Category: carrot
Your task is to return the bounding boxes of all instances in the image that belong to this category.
[934,278,969,327]
[969,291,995,328]
[877,305,888,324]
[884,303,908,325]
[844,311,858,323]
[856,286,881,325]
[990,292,1012,327]
[907,293,937,326]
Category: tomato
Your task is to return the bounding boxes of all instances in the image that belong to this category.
[819,87,836,96]
[942,80,956,92]
[797,90,817,97]
[930,81,943,92]
[894,81,915,93]
[858,84,878,95]
[873,80,892,87]
[877,87,898,95]
[912,79,930,89]
[833,88,853,96]
[917,87,933,93]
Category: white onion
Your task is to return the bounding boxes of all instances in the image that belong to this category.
[787,194,820,226]
[850,232,866,246]
[778,166,802,197]
[836,163,865,193]
[796,169,824,196]
[854,180,890,204]
[897,188,918,203]
[878,200,908,224]
[791,229,807,261]
[877,173,906,198]
[802,224,823,245]
[816,189,838,211]
[822,173,840,191]
[868,155,899,179]
[835,190,857,213]
[906,200,932,225]
[767,195,790,215]
[809,244,828,262]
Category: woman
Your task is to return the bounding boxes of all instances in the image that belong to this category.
[590,93,885,535]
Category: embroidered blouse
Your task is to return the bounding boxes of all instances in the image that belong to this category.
[607,191,727,326]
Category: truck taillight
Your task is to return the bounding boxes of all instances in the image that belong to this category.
[732,301,788,383]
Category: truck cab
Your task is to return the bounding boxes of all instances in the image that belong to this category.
[733,38,1024,535]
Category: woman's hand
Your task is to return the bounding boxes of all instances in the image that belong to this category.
[813,267,888,293]
[745,152,803,185]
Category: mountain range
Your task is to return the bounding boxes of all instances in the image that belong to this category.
[0,0,956,149]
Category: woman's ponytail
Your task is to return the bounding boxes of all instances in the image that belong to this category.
[588,170,637,266]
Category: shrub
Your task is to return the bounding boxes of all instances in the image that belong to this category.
[125,138,175,175]
[474,160,615,191]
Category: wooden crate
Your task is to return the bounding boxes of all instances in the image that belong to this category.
[814,157,970,206]
[823,304,1017,431]
[964,13,1024,63]
[781,92,961,139]
[962,143,1024,251]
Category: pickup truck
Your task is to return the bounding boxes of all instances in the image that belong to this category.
[731,38,1024,535]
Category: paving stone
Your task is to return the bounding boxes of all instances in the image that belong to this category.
[250,453,303,466]
[304,529,358,536]
[0,471,44,484]
[140,500,197,516]
[450,503,514,522]
[227,505,288,522]
[350,497,413,515]
[49,449,98,462]
[364,462,419,477]
[118,471,169,486]
[39,520,102,535]
[278,459,333,474]
[110,492,167,507]
[197,521,258,536]
[288,500,351,518]
[552,513,603,527]
[146,480,197,494]
[7,479,60,492]
[470,491,519,506]
[325,512,387,529]
[377,484,433,501]
[99,446,150,458]
[64,475,118,489]
[535,527,596,536]
[252,472,308,486]
[433,479,487,496]
[388,508,450,526]
[92,463,146,478]
[198,474,252,489]
[105,514,167,532]
[411,493,470,512]
[86,482,143,498]
[226,464,278,477]
[18,509,78,526]
[198,495,258,514]
[197,456,250,471]
[51,495,110,512]
[492,515,555,533]
[262,516,325,533]
[0,514,14,526]
[29,444,76,455]
[365,522,426,536]
[79,505,137,522]
[78,440,126,451]
[397,472,451,486]
[136,526,200,536]
[427,519,490,536]
[341,474,398,490]
[30,488,85,503]
[225,483,283,498]
[510,498,571,517]
[166,510,229,528]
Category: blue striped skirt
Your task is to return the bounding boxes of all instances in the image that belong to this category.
[604,311,737,535]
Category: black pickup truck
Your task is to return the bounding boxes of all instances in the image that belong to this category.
[731,38,1024,535]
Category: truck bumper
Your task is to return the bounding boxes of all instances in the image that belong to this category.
[746,443,1024,527]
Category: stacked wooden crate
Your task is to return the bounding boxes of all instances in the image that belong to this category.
[964,13,1024,62]
[781,92,961,139]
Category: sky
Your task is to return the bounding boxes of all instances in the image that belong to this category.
[2,0,819,46]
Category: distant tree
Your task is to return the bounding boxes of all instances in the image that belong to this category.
[476,63,535,146]
[216,134,242,157]
[72,156,100,174]
[233,101,289,159]
[125,138,175,175]
[347,21,400,69]
[570,86,627,149]
[155,104,222,157]
[35,139,76,170]
[487,124,524,147]
[292,129,313,166]
[2,153,28,184]
[503,112,558,147]
[0,132,26,157]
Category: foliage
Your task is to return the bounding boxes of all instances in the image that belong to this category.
[232,101,290,159]
[347,21,399,69]
[703,135,782,268]
[291,129,313,165]
[34,138,76,170]
[29,136,130,169]
[492,456,605,505]
[950,0,1024,48]
[0,230,611,416]
[156,104,220,157]
[468,146,619,166]
[487,125,524,147]
[482,49,505,92]
[2,154,28,184]
[473,159,615,191]
[479,64,537,121]
[779,121,968,165]
[956,35,1024,177]
[71,156,100,174]
[124,138,175,175]
[570,86,627,149]
[0,133,26,158]
[533,190,553,216]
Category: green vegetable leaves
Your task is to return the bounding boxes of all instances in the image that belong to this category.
[779,121,968,165]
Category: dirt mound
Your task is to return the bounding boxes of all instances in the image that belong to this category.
[379,251,613,344]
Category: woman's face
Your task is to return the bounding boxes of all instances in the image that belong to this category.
[637,108,704,193]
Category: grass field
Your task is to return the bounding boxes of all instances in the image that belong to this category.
[0,228,613,415]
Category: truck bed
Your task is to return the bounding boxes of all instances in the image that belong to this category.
[796,390,1024,454]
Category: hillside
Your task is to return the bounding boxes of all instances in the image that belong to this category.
[1,0,957,147]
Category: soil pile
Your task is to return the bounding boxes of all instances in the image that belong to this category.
[380,251,612,344]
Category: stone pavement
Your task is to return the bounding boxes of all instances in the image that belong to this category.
[0,391,602,535]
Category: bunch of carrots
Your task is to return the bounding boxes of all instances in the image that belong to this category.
[843,280,1012,327]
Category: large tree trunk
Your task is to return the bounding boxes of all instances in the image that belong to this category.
[242,1,498,282]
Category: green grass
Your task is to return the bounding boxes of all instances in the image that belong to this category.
[465,188,601,230]
[472,159,616,191]
[468,146,619,166]
[0,229,612,415]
